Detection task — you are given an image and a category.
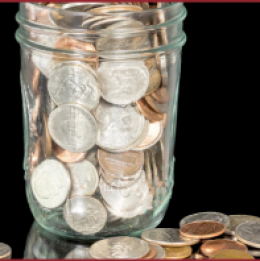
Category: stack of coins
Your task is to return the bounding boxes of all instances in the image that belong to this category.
[26,2,176,236]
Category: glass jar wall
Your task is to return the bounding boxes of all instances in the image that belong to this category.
[16,3,186,240]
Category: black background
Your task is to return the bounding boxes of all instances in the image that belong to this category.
[0,3,259,258]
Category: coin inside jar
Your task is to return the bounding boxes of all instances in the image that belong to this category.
[164,246,192,259]
[200,239,248,257]
[145,69,162,96]
[210,249,254,259]
[145,95,168,113]
[180,221,226,239]
[90,5,143,14]
[151,86,170,104]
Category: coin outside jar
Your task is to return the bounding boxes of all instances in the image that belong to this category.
[210,249,254,259]
[164,246,192,259]
[0,243,12,259]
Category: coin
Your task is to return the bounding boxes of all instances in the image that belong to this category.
[164,246,192,259]
[145,95,168,113]
[48,104,97,153]
[90,237,149,259]
[89,17,134,30]
[67,160,99,197]
[141,228,199,247]
[225,215,260,235]
[145,69,161,96]
[180,212,230,228]
[90,5,143,14]
[98,149,144,179]
[133,121,163,151]
[200,239,248,257]
[61,3,107,12]
[31,159,71,209]
[98,61,149,105]
[0,243,11,259]
[151,244,165,259]
[248,247,260,257]
[41,113,52,158]
[53,142,87,163]
[63,196,107,234]
[145,57,156,72]
[180,221,226,239]
[235,221,260,248]
[95,102,144,150]
[210,249,254,259]
[143,244,157,259]
[48,61,100,110]
[65,246,92,259]
[151,86,169,104]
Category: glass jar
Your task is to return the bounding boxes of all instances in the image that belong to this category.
[16,3,186,240]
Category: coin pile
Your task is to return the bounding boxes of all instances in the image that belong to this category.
[28,2,173,235]
[0,243,11,259]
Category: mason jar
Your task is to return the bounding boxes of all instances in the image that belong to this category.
[16,2,186,240]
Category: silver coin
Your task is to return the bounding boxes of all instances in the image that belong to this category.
[235,221,260,248]
[65,246,92,259]
[95,102,144,150]
[98,61,149,105]
[248,247,260,257]
[89,17,134,30]
[31,159,71,209]
[48,62,100,111]
[67,160,99,198]
[90,236,149,259]
[0,243,12,259]
[32,53,57,78]
[141,228,199,247]
[63,196,107,235]
[180,212,230,227]
[48,104,97,153]
[151,243,165,259]
[99,170,149,212]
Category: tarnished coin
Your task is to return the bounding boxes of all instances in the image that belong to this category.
[63,196,107,235]
[200,239,248,257]
[141,228,199,247]
[48,61,100,110]
[133,121,163,151]
[95,101,144,150]
[180,221,226,239]
[98,149,144,179]
[151,86,169,104]
[151,244,165,259]
[65,246,91,259]
[67,160,99,197]
[210,249,254,259]
[235,221,260,248]
[225,215,260,235]
[0,243,11,259]
[98,61,149,105]
[180,212,230,228]
[90,237,149,259]
[164,246,192,259]
[53,142,87,163]
[145,69,161,96]
[48,104,97,153]
[31,159,71,209]
[145,95,168,113]
[143,244,157,259]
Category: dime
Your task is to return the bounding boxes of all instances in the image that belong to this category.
[67,160,99,197]
[48,62,100,110]
[90,237,149,259]
[143,244,157,259]
[235,221,260,248]
[225,215,260,235]
[136,98,164,122]
[141,228,199,247]
[133,121,163,151]
[0,243,11,259]
[53,142,87,163]
[145,95,168,113]
[31,159,71,209]
[145,69,161,96]
[210,249,254,259]
[95,102,144,150]
[98,149,144,179]
[151,244,165,259]
[180,212,230,228]
[63,196,107,235]
[180,221,226,239]
[151,86,170,104]
[200,239,248,257]
[48,104,97,153]
[65,246,92,259]
[98,61,149,105]
[164,246,192,259]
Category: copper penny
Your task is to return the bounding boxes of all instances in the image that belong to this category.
[180,221,226,239]
[151,86,169,104]
[53,142,87,163]
[32,138,41,168]
[200,239,248,257]
[136,98,164,122]
[143,244,157,259]
[134,121,163,151]
[32,66,40,97]
[41,113,52,158]
[97,149,144,179]
[210,249,254,259]
[145,95,168,113]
